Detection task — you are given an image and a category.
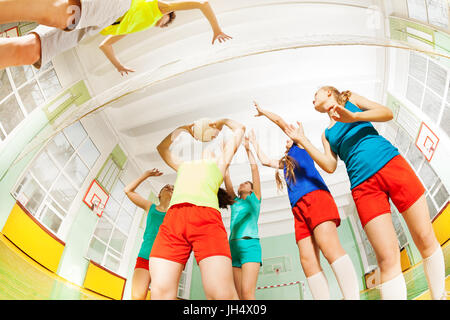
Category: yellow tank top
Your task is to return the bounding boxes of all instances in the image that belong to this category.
[169,159,224,212]
[100,0,163,36]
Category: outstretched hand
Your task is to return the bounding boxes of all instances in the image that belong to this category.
[243,135,251,151]
[329,105,357,123]
[253,101,265,117]
[284,121,306,145]
[116,65,135,76]
[144,168,163,177]
[212,30,233,44]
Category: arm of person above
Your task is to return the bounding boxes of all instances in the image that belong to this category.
[99,35,135,76]
[330,92,394,123]
[211,118,245,176]
[244,135,262,200]
[159,1,232,44]
[253,101,291,132]
[248,128,284,170]
[284,122,338,174]
[157,124,195,172]
[124,169,163,211]
[224,168,238,200]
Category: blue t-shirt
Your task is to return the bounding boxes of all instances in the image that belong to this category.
[284,145,330,207]
[229,192,261,240]
[324,101,400,189]
[138,204,166,259]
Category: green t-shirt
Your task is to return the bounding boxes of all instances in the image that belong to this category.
[229,192,261,240]
[137,203,166,259]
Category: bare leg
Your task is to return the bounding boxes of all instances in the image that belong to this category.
[199,256,239,300]
[297,236,322,277]
[148,257,184,300]
[0,0,80,29]
[312,221,346,263]
[232,267,242,299]
[0,33,40,69]
[402,195,444,300]
[240,262,260,300]
[364,214,402,283]
[131,268,151,300]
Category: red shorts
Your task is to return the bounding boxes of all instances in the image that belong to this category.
[150,203,231,265]
[135,257,149,270]
[351,155,425,228]
[292,189,341,243]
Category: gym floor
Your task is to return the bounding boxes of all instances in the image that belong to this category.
[0,233,448,300]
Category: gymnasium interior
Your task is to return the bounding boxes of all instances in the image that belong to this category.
[0,0,449,300]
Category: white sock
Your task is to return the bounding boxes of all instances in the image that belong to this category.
[380,273,407,300]
[423,246,446,300]
[331,254,360,300]
[307,271,330,300]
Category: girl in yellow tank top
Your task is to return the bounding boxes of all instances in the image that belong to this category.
[99,0,233,76]
[149,118,246,300]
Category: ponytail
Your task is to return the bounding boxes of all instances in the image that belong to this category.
[275,153,298,191]
[321,86,352,106]
[217,188,236,209]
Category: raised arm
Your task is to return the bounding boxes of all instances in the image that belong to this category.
[285,122,338,173]
[243,135,261,200]
[253,101,290,132]
[159,1,232,44]
[331,92,394,123]
[224,169,238,200]
[211,118,245,176]
[157,124,194,172]
[99,35,135,76]
[248,129,283,170]
[124,169,163,211]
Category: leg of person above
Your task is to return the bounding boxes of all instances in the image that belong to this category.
[0,0,81,29]
[240,262,260,300]
[131,267,150,300]
[313,221,360,300]
[298,236,330,300]
[0,34,40,69]
[148,257,185,300]
[364,214,406,300]
[402,195,445,300]
[199,256,239,300]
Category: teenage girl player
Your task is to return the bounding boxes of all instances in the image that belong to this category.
[283,87,445,300]
[0,0,232,74]
[223,135,262,300]
[124,168,173,300]
[149,118,246,300]
[249,102,360,300]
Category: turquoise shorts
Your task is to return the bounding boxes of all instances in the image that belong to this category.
[229,238,262,268]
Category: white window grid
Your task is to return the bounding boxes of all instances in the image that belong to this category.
[87,178,137,274]
[406,52,450,130]
[0,63,62,141]
[406,0,449,29]
[13,121,100,237]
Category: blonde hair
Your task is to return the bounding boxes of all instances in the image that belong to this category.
[275,151,298,191]
[321,86,352,106]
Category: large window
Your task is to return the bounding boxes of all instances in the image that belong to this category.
[407,0,449,29]
[406,52,449,138]
[384,122,449,220]
[87,179,138,275]
[14,121,100,236]
[0,63,62,142]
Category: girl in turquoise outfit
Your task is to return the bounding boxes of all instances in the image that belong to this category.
[224,135,262,300]
[124,168,173,300]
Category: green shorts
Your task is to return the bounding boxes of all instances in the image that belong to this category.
[229,238,262,268]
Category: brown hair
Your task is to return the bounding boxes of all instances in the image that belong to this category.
[275,151,298,191]
[321,86,352,106]
[166,12,176,26]
[218,188,236,209]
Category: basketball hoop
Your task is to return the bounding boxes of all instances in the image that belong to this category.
[92,200,105,218]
